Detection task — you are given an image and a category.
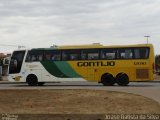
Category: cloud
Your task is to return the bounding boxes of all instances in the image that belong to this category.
[0,0,160,54]
[0,0,103,17]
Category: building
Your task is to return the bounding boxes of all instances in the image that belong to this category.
[0,53,11,76]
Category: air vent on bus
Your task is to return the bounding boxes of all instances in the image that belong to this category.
[136,69,149,79]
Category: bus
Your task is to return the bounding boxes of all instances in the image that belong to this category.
[8,43,155,86]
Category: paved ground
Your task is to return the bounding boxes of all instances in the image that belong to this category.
[0,79,160,103]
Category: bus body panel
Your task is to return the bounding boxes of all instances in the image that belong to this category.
[8,44,155,84]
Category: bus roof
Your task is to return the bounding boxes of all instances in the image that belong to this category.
[31,43,153,50]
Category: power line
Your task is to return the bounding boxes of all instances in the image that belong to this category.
[0,44,25,48]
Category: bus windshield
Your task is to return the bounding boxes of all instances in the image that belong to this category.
[9,50,26,74]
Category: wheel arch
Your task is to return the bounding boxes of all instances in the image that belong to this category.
[26,74,38,83]
[26,74,46,86]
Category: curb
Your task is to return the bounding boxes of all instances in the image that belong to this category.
[0,81,14,84]
[0,80,159,84]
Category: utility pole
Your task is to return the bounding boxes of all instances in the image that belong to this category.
[144,36,150,44]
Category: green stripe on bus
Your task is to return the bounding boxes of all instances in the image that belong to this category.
[41,61,69,78]
[54,61,81,78]
[41,61,81,78]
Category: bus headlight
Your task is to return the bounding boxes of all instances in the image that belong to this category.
[13,76,22,81]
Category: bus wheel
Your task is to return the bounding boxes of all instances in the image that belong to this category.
[38,82,45,86]
[101,73,115,86]
[26,74,38,86]
[116,73,129,86]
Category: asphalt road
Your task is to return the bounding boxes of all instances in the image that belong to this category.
[0,81,160,103]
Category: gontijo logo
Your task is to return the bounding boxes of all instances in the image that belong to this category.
[77,61,115,67]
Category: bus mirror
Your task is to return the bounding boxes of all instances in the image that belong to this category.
[3,57,10,65]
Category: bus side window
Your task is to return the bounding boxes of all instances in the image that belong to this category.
[70,55,75,60]
[82,49,99,60]
[27,50,44,62]
[118,49,133,59]
[49,51,61,61]
[134,49,141,59]
[62,50,81,61]
[45,54,51,60]
[31,55,36,61]
[140,48,149,59]
[62,51,68,61]
[134,48,149,59]
[69,53,80,60]
[81,52,87,60]
[25,51,31,62]
[101,49,116,60]
[38,55,43,61]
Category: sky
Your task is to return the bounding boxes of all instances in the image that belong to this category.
[0,0,160,54]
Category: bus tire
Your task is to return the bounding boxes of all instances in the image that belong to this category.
[116,73,129,86]
[101,73,115,86]
[26,74,38,86]
[38,82,45,86]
